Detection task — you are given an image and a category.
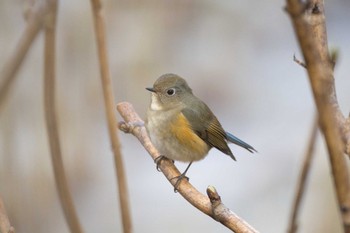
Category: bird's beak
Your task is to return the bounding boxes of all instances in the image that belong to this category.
[146,87,156,92]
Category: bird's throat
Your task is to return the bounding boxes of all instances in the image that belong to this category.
[150,93,163,111]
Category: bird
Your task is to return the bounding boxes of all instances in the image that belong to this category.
[145,73,256,190]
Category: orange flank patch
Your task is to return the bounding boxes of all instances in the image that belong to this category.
[170,113,208,156]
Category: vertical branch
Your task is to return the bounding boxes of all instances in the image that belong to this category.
[287,115,318,233]
[0,1,49,111]
[43,0,84,233]
[286,0,350,231]
[0,195,15,233]
[90,1,132,233]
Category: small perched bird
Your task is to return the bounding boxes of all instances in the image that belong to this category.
[145,73,256,189]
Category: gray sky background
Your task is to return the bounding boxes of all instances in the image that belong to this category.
[1,0,350,232]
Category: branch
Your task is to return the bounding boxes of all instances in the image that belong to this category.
[0,195,15,233]
[287,115,318,233]
[117,102,259,233]
[286,0,350,231]
[0,0,50,111]
[346,117,350,156]
[43,1,84,232]
[90,1,132,233]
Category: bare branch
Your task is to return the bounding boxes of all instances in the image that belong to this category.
[117,102,259,233]
[286,0,350,230]
[0,195,15,233]
[43,1,84,232]
[206,186,255,231]
[90,1,132,233]
[345,117,350,156]
[287,115,318,233]
[0,0,49,111]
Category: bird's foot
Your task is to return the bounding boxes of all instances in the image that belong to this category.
[118,121,144,134]
[170,173,189,193]
[154,155,174,171]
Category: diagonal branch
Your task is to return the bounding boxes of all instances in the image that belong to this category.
[90,1,132,233]
[43,0,84,232]
[286,0,350,231]
[0,0,50,111]
[117,102,258,233]
[287,115,318,233]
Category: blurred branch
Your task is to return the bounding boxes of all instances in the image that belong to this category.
[43,1,84,233]
[0,195,15,233]
[90,1,132,233]
[287,115,318,233]
[286,0,350,231]
[0,0,50,112]
[117,102,259,233]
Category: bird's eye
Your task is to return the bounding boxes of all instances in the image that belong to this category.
[166,88,176,96]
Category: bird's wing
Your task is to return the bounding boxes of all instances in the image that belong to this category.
[181,103,236,161]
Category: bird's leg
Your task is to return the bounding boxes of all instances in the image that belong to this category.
[171,161,193,192]
[154,155,174,171]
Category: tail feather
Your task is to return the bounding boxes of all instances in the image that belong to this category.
[225,131,257,153]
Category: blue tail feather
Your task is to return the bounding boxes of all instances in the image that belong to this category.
[225,131,256,153]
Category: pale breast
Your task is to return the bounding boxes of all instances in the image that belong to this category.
[146,108,209,162]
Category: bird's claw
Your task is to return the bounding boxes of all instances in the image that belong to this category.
[171,174,189,193]
[118,121,144,134]
[154,155,174,171]
[154,155,165,171]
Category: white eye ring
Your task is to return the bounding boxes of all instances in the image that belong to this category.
[166,88,176,96]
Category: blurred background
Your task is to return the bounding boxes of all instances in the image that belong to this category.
[1,0,350,232]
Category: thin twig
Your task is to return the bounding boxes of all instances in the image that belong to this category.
[43,1,84,232]
[117,102,258,233]
[286,0,350,231]
[293,54,307,68]
[90,1,132,233]
[287,115,318,233]
[0,195,15,233]
[0,0,49,111]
